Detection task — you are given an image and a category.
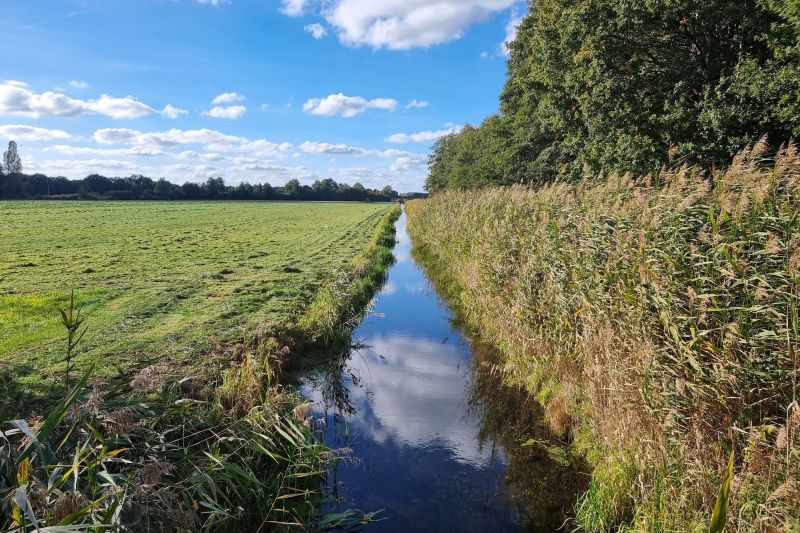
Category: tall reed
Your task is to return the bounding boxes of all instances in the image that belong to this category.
[407,142,800,530]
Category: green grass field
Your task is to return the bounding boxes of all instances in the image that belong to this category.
[0,201,392,397]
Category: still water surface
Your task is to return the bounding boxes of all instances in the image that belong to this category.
[301,211,585,531]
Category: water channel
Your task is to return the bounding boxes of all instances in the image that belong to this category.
[300,211,587,532]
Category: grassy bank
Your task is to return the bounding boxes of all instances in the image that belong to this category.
[406,143,799,531]
[0,201,392,403]
[1,205,400,531]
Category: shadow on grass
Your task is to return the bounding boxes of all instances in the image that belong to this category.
[0,360,53,419]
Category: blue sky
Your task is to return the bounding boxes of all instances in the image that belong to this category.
[0,0,524,192]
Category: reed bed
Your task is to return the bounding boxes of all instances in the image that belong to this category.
[406,142,800,531]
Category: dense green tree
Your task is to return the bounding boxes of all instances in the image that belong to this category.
[84,174,114,194]
[181,182,202,199]
[381,185,398,198]
[312,178,339,199]
[428,0,800,191]
[203,177,226,198]
[283,179,302,198]
[3,141,22,175]
[154,178,173,199]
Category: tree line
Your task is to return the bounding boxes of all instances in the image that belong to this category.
[427,0,800,192]
[0,141,399,202]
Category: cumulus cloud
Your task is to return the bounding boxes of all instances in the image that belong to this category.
[0,81,181,120]
[304,23,328,39]
[93,127,248,149]
[280,0,308,16]
[390,153,427,171]
[230,158,318,181]
[161,104,189,119]
[212,92,245,104]
[0,124,71,141]
[177,150,225,161]
[336,166,388,179]
[300,141,370,155]
[385,125,462,143]
[405,99,429,109]
[204,105,247,119]
[299,140,426,177]
[69,80,89,89]
[44,144,166,157]
[91,127,293,161]
[25,158,142,177]
[162,163,218,174]
[237,139,294,156]
[303,93,398,118]
[321,0,517,50]
[88,94,158,119]
[500,10,524,56]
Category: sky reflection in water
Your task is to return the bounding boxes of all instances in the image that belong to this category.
[301,212,532,532]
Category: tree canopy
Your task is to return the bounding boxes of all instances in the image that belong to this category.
[2,141,22,175]
[427,0,800,192]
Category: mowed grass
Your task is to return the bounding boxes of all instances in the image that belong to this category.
[0,201,392,397]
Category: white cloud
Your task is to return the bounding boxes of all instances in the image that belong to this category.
[304,23,328,39]
[161,104,189,119]
[390,153,427,171]
[303,93,398,118]
[237,139,294,156]
[162,163,218,174]
[230,158,318,182]
[25,158,141,177]
[300,141,426,177]
[303,332,500,467]
[212,92,245,104]
[336,166,388,179]
[0,81,181,120]
[405,99,429,109]
[177,150,225,161]
[321,0,517,50]
[203,105,247,119]
[44,144,166,157]
[386,125,461,143]
[0,124,71,141]
[500,10,523,56]
[93,127,248,149]
[280,0,308,16]
[69,80,89,89]
[300,141,370,155]
[87,95,157,119]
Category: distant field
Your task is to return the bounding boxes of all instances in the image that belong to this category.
[0,201,392,396]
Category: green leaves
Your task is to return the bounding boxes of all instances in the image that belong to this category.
[709,449,735,533]
[430,0,800,192]
[55,291,89,389]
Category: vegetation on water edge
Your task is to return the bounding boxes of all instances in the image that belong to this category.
[426,0,800,192]
[0,201,392,403]
[1,204,400,531]
[407,143,800,531]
